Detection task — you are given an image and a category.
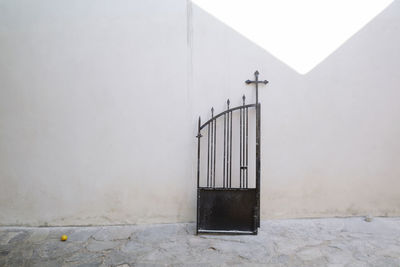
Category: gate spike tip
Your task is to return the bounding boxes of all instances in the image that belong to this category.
[211,107,214,117]
[196,116,202,137]
[242,94,246,105]
[255,70,259,75]
[227,99,230,108]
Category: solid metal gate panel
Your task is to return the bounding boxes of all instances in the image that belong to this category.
[198,188,257,234]
[196,71,268,235]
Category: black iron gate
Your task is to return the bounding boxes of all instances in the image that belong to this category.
[196,71,268,234]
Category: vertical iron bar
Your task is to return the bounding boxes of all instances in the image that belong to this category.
[227,100,231,188]
[245,70,268,229]
[210,108,214,188]
[254,71,261,227]
[207,123,210,187]
[242,95,246,188]
[213,116,216,188]
[196,116,201,235]
[240,105,243,188]
[246,106,249,188]
[210,120,213,188]
[229,110,233,188]
[256,103,261,227]
[223,113,226,188]
[240,95,247,188]
[197,117,201,188]
[227,113,229,188]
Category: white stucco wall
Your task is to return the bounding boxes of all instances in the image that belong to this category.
[0,0,399,226]
[0,0,193,226]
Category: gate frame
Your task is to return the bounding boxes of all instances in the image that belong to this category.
[196,71,268,235]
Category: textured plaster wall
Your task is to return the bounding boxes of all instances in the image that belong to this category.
[0,0,400,226]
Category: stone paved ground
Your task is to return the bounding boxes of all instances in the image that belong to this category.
[1,217,400,266]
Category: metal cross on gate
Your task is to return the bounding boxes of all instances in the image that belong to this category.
[245,70,269,104]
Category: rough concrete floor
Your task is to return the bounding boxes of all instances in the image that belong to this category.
[0,217,400,267]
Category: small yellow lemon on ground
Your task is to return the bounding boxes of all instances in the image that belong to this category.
[61,235,68,241]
